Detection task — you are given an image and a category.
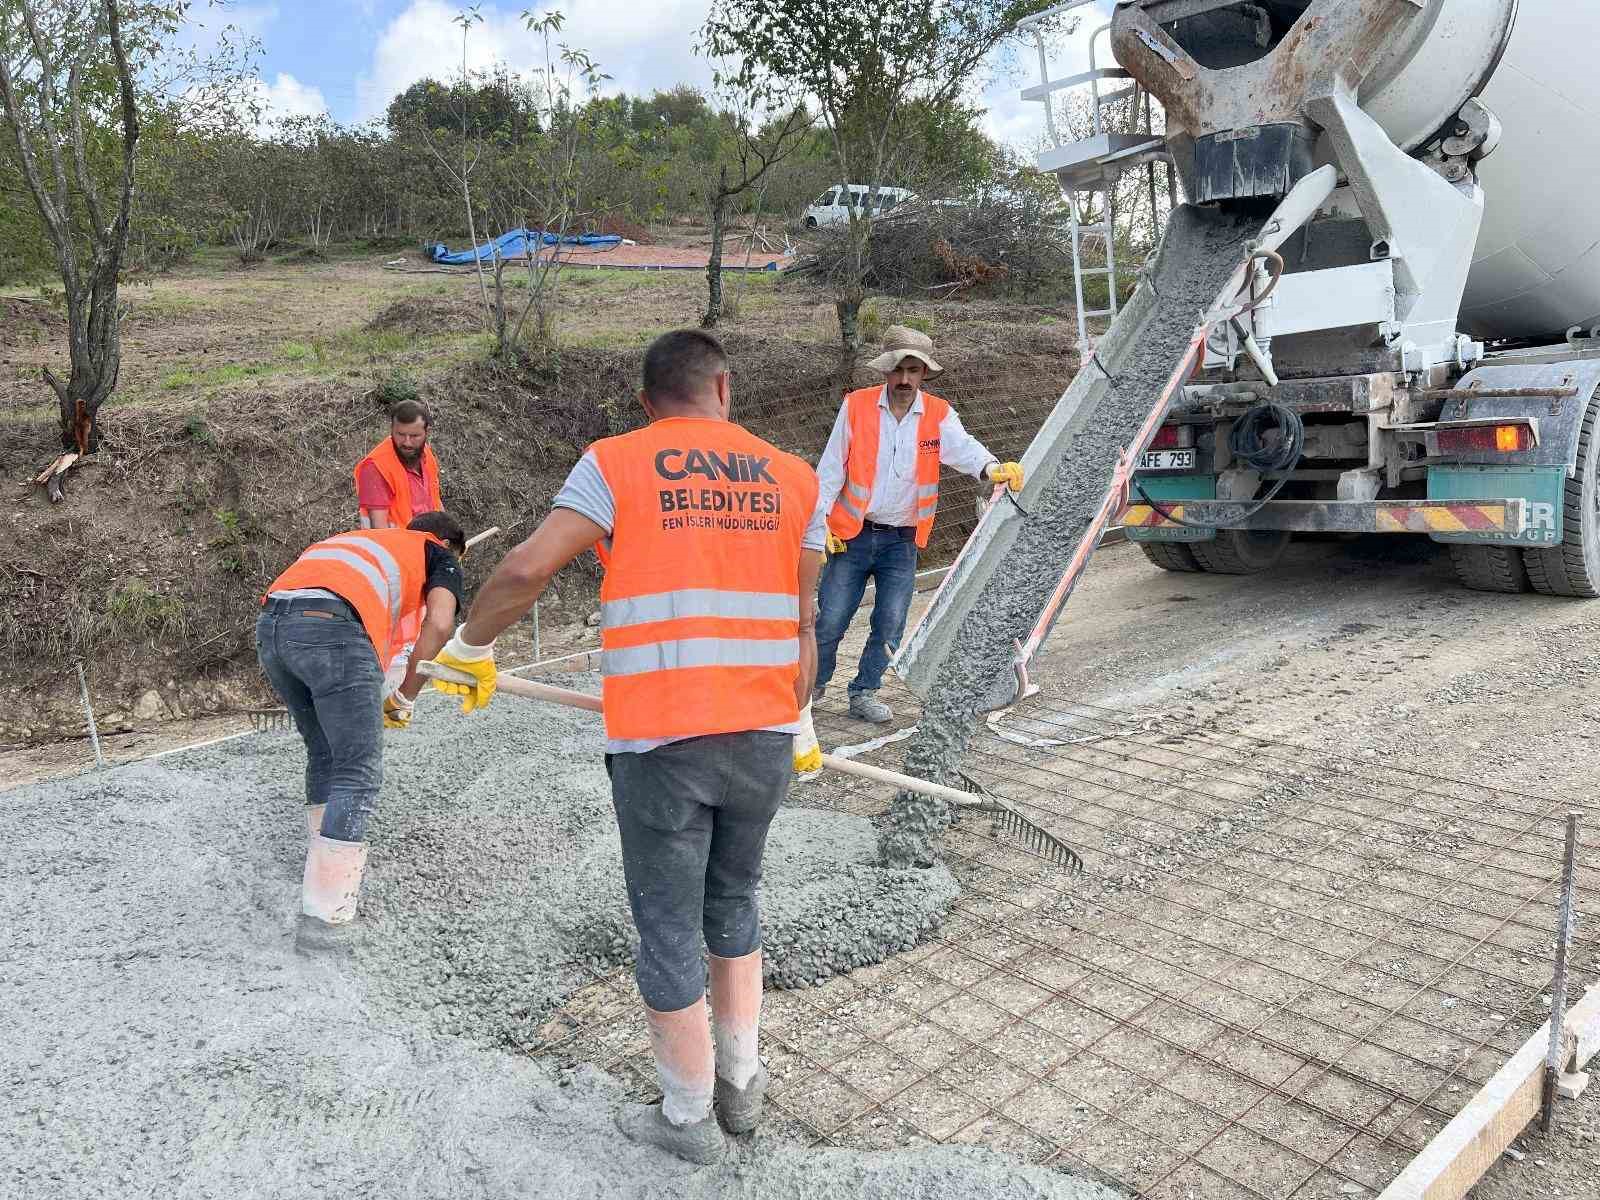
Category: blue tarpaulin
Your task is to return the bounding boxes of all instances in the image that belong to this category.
[427,228,622,265]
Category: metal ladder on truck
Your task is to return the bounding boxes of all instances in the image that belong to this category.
[1017,1,1171,350]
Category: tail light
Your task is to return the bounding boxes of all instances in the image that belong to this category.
[1435,423,1534,455]
[1147,423,1194,450]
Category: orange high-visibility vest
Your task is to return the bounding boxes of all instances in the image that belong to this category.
[354,437,442,529]
[826,387,950,549]
[264,528,443,671]
[587,416,819,743]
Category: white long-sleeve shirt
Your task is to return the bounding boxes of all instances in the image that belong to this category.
[812,387,997,530]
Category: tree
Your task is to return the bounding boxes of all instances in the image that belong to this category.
[0,0,252,501]
[385,70,535,145]
[702,0,1052,351]
[1,0,146,501]
[478,8,606,357]
[698,92,812,328]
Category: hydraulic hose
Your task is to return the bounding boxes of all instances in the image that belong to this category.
[1135,401,1305,527]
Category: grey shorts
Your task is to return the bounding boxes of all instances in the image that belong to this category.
[606,729,792,1011]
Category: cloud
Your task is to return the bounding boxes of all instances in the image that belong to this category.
[252,72,330,133]
[980,4,1110,154]
[356,0,716,123]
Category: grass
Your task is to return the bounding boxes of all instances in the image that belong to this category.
[161,362,275,390]
[105,579,186,640]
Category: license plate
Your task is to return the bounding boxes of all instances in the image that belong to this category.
[1137,448,1196,472]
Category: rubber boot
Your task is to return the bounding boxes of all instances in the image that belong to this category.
[616,998,724,1165]
[710,949,767,1134]
[296,834,367,955]
[304,803,325,839]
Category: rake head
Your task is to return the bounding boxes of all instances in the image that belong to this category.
[957,771,1083,874]
[247,708,296,733]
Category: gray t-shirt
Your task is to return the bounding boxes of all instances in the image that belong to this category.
[553,449,825,754]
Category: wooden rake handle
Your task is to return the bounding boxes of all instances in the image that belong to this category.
[416,660,989,810]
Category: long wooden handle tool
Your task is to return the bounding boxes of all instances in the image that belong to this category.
[465,526,502,551]
[417,661,1083,872]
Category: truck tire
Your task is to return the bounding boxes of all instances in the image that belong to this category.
[1449,544,1530,593]
[1523,394,1600,598]
[1189,529,1290,574]
[1139,541,1204,572]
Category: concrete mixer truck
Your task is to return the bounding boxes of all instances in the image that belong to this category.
[1029,0,1600,597]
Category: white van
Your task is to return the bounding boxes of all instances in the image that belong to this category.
[803,185,914,228]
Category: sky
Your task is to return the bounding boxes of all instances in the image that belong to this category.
[208,0,1112,152]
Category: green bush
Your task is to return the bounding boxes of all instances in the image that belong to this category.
[375,369,419,407]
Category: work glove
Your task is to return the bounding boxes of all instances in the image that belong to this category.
[987,461,1025,493]
[430,627,498,714]
[826,531,848,555]
[793,703,823,775]
[382,691,415,730]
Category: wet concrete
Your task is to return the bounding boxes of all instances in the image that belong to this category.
[883,206,1262,868]
[3,691,1124,1197]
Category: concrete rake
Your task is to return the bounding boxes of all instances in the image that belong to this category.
[416,662,1083,872]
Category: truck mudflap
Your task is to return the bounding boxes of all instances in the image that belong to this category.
[1121,497,1528,536]
[1426,465,1566,546]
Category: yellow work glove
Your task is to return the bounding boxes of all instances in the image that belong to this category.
[429,627,498,714]
[382,691,415,730]
[987,461,1025,493]
[826,531,848,555]
[793,703,823,774]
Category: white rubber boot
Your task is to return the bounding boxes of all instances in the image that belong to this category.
[710,949,767,1134]
[301,835,367,924]
[304,804,325,839]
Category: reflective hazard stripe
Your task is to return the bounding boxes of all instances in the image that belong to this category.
[323,535,404,627]
[602,588,799,628]
[300,548,400,628]
[847,481,870,501]
[838,494,866,519]
[602,637,800,677]
[917,484,939,499]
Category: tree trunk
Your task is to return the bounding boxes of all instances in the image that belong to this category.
[835,291,862,350]
[702,169,729,328]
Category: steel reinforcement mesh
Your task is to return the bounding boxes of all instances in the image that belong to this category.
[534,683,1598,1199]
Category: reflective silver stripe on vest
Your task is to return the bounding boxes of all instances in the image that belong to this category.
[837,494,866,519]
[917,483,939,499]
[602,588,799,628]
[299,549,399,628]
[847,481,870,500]
[322,535,404,628]
[602,637,800,677]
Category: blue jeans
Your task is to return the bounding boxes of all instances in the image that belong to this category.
[814,524,919,695]
[255,596,384,842]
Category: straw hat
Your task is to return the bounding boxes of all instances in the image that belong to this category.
[865,324,943,378]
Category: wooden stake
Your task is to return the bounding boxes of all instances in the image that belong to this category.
[1377,984,1600,1200]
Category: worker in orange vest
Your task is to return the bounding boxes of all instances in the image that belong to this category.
[428,329,825,1164]
[811,325,1024,723]
[353,398,445,687]
[257,512,467,947]
[354,399,443,529]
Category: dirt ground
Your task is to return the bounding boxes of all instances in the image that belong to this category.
[0,241,1073,745]
[11,532,1596,1196]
